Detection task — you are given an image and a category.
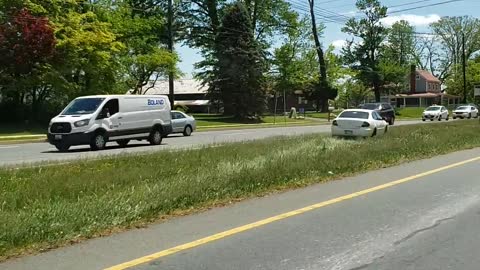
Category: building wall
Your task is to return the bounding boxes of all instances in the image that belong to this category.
[415,75,427,93]
[426,82,441,93]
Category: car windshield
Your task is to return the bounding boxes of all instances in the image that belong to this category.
[360,104,380,110]
[339,111,369,119]
[425,107,441,111]
[62,98,105,115]
[456,106,469,110]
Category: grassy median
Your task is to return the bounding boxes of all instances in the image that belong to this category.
[1,121,480,259]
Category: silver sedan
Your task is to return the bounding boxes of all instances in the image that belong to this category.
[171,110,196,136]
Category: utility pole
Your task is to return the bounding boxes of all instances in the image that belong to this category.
[462,32,467,104]
[168,0,175,105]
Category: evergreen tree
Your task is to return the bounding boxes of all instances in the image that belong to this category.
[215,2,266,118]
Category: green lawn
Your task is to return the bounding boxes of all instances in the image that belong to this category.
[395,107,425,119]
[2,121,480,259]
[304,111,340,120]
[0,124,46,138]
[194,114,310,128]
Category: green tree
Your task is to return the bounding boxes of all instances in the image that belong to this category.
[216,2,266,118]
[342,0,388,102]
[445,58,480,101]
[384,20,415,66]
[180,0,297,100]
[272,18,316,104]
[430,16,480,84]
[101,0,178,94]
[337,79,373,108]
[305,0,337,112]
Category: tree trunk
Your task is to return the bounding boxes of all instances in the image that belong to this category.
[374,83,381,102]
[308,0,327,82]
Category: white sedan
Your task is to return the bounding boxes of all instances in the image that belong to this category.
[422,106,449,121]
[452,105,479,119]
[171,110,196,136]
[331,109,388,138]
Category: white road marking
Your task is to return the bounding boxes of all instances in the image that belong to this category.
[0,146,19,149]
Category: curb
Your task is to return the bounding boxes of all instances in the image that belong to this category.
[0,134,46,140]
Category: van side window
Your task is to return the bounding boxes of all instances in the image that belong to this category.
[102,99,119,117]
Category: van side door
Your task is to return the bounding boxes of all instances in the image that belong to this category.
[97,98,121,134]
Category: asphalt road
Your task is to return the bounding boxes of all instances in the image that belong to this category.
[2,147,479,270]
[0,120,424,167]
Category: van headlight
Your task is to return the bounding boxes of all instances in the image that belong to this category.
[74,119,90,127]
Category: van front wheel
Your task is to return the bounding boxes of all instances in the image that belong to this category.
[149,128,163,145]
[91,133,107,151]
[55,144,70,152]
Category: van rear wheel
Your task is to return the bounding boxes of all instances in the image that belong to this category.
[149,128,163,145]
[117,140,130,148]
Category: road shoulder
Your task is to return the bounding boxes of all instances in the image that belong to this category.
[2,147,479,270]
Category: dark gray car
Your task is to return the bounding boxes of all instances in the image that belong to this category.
[359,103,396,125]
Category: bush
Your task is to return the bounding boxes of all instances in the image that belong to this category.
[174,104,189,113]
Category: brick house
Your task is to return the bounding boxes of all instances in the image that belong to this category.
[391,65,460,107]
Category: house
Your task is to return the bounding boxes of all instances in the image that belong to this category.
[139,79,211,113]
[391,65,460,108]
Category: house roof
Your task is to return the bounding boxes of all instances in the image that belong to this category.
[139,79,208,95]
[417,70,441,83]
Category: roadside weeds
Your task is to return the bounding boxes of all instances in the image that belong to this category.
[1,121,480,260]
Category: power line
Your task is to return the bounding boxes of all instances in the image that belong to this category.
[388,0,436,9]
[288,0,349,24]
[388,0,463,14]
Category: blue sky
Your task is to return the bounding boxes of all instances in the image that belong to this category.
[176,0,480,77]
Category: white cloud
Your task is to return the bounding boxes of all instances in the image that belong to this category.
[381,14,441,26]
[341,10,356,16]
[331,39,347,50]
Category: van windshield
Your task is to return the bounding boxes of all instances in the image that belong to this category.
[62,98,105,115]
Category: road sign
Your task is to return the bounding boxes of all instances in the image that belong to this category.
[475,85,480,97]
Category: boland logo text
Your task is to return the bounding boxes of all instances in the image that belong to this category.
[148,99,165,106]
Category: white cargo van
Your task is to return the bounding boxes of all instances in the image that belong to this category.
[47,95,172,151]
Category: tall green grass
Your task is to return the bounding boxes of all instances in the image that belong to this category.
[1,121,480,259]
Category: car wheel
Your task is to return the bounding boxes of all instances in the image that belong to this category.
[90,132,107,151]
[430,119,434,121]
[149,128,163,145]
[438,115,442,121]
[446,115,449,121]
[117,139,130,148]
[55,144,70,152]
[468,113,472,119]
[389,117,395,125]
[422,119,426,122]
[183,125,193,136]
[453,117,456,120]
[384,126,388,134]
[371,128,377,137]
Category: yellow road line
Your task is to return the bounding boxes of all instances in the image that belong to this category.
[105,156,480,270]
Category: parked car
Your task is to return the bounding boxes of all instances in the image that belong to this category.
[359,103,396,125]
[332,109,388,138]
[452,105,479,119]
[171,110,196,136]
[48,95,172,152]
[422,106,449,121]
